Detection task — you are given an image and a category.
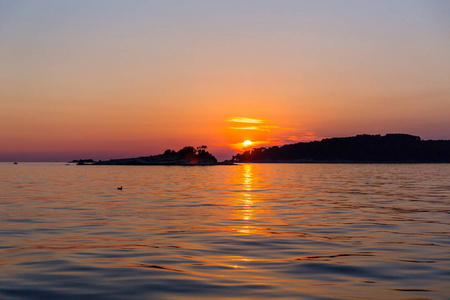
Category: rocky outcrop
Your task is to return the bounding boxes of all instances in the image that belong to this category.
[88,146,225,165]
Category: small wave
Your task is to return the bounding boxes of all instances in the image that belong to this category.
[133,263,185,273]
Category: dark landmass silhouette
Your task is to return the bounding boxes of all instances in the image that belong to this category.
[77,146,233,165]
[232,134,450,163]
[72,159,95,164]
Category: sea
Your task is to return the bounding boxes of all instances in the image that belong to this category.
[0,163,449,299]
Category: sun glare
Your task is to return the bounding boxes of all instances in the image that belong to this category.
[243,140,252,147]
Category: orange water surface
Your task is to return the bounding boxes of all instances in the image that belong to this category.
[0,163,449,299]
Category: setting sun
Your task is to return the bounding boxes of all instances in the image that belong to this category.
[243,140,253,147]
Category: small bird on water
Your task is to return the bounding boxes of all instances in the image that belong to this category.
[117,186,123,190]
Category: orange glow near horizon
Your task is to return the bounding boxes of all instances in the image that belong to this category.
[1,1,449,162]
[223,116,323,154]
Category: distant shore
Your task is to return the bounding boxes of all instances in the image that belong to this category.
[232,134,450,163]
[72,146,235,166]
[73,160,235,166]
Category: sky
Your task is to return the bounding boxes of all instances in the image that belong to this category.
[1,0,449,161]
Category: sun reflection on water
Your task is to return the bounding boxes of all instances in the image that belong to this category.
[1,164,450,298]
[237,164,257,232]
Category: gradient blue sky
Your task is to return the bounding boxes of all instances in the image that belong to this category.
[1,0,449,161]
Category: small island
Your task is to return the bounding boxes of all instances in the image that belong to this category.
[76,146,233,166]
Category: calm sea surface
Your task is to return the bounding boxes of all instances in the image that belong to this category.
[0,163,449,299]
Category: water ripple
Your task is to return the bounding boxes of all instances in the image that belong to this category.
[0,163,449,299]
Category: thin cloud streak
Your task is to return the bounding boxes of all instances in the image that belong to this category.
[227,117,264,124]
[228,125,280,131]
[229,126,260,130]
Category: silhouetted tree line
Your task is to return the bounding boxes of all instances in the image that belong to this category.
[162,145,217,162]
[72,159,95,164]
[93,145,218,165]
[232,134,450,163]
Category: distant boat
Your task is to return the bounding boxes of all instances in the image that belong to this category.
[117,186,123,190]
[13,162,18,164]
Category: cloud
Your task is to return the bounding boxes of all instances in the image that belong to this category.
[280,132,323,144]
[228,125,280,131]
[229,126,260,130]
[227,117,264,124]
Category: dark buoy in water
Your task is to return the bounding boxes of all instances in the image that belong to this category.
[117,186,123,190]
[13,162,18,164]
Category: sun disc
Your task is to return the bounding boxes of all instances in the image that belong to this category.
[243,140,252,146]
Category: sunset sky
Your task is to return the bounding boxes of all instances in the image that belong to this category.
[1,1,449,161]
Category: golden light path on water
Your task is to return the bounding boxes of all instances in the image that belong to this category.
[0,163,449,299]
[242,164,254,219]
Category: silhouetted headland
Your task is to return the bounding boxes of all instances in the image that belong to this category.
[72,159,95,165]
[77,146,234,166]
[232,134,450,163]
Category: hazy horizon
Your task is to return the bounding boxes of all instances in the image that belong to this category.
[2,132,447,163]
